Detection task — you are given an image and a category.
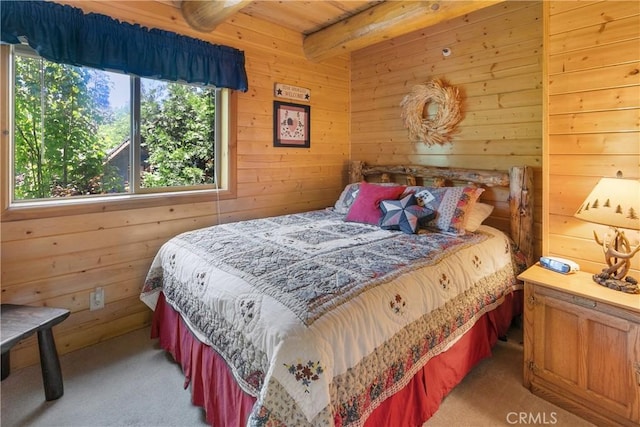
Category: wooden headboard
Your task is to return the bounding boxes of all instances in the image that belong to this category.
[349,161,534,267]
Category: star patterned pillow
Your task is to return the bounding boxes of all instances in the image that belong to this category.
[379,194,436,234]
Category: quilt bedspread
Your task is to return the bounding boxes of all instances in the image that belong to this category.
[141,209,522,426]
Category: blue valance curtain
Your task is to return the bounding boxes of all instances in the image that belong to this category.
[1,0,248,91]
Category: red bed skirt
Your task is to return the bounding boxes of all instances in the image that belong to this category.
[151,290,522,427]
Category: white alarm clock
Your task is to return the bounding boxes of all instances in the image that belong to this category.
[539,256,580,274]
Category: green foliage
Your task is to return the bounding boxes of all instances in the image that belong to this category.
[140,81,215,188]
[13,53,217,200]
[13,55,113,199]
[97,104,130,151]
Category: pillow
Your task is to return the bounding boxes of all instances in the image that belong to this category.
[334,182,401,214]
[380,194,436,234]
[333,183,361,214]
[465,202,494,232]
[410,186,485,235]
[345,182,406,225]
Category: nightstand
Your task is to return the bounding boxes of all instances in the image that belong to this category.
[518,265,640,426]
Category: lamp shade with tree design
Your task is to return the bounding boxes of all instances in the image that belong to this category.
[574,172,640,293]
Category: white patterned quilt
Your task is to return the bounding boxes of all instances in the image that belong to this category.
[141,208,524,426]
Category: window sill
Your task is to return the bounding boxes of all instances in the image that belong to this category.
[1,188,236,222]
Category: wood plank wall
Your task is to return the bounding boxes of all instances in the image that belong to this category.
[0,1,350,370]
[350,1,543,254]
[545,1,640,276]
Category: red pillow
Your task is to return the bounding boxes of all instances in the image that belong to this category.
[345,182,406,225]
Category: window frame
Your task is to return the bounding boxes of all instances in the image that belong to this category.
[0,44,237,222]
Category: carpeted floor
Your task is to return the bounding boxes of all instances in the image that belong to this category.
[1,325,594,427]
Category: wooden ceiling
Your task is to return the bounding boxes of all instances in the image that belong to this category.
[166,1,505,61]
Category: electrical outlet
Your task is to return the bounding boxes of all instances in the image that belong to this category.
[90,287,105,311]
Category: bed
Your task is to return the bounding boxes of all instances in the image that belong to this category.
[140,161,534,427]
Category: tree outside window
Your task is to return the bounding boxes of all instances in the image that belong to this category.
[12,48,220,202]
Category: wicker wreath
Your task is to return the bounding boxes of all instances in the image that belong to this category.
[400,79,463,146]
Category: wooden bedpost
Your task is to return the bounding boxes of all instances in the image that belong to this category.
[509,166,534,266]
[349,161,364,183]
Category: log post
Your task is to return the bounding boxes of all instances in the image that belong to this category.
[349,161,364,183]
[509,166,534,266]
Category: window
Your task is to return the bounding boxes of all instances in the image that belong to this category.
[9,45,230,204]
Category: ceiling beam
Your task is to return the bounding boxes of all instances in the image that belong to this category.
[303,0,506,62]
[181,0,253,33]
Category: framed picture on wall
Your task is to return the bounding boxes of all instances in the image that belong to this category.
[273,101,310,148]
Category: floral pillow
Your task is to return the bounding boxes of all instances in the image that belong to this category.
[406,186,485,235]
[345,182,406,225]
[379,194,436,234]
[334,182,401,214]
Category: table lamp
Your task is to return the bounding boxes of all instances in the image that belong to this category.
[574,172,640,294]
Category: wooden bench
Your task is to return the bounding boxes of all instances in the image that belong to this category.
[1,304,70,400]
